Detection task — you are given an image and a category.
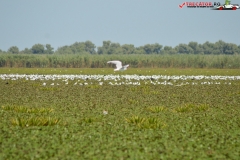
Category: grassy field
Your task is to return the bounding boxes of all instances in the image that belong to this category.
[0,68,240,159]
[0,67,240,75]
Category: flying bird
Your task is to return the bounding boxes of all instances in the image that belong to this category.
[107,60,129,71]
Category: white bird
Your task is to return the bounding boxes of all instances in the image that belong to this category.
[107,60,129,71]
[103,110,108,115]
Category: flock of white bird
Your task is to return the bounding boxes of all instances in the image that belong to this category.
[0,60,238,86]
[0,74,238,86]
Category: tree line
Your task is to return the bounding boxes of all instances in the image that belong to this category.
[1,40,240,55]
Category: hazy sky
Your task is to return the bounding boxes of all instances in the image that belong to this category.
[0,0,239,51]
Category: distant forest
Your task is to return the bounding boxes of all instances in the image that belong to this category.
[1,40,240,55]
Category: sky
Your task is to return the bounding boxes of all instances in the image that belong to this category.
[0,0,240,51]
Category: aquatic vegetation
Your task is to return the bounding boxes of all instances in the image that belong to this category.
[125,116,166,129]
[11,116,61,127]
[147,106,167,113]
[0,68,239,159]
[174,103,210,113]
[125,115,146,126]
[1,105,54,114]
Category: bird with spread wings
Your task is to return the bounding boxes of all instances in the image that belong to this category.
[107,60,129,71]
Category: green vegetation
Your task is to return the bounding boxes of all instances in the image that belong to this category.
[1,40,240,69]
[11,116,61,127]
[173,103,210,113]
[146,106,167,113]
[2,106,54,114]
[2,40,240,55]
[0,54,240,68]
[0,67,240,76]
[0,67,240,77]
[125,116,166,129]
[0,68,240,159]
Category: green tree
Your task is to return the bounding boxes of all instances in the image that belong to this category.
[224,43,239,55]
[8,46,19,54]
[97,41,110,54]
[142,44,153,54]
[122,44,135,54]
[176,44,194,54]
[188,41,202,54]
[140,43,163,54]
[84,41,96,54]
[169,49,177,55]
[31,44,45,54]
[195,44,204,55]
[56,41,96,54]
[188,42,198,50]
[108,42,121,54]
[202,41,214,54]
[20,48,32,54]
[162,46,171,54]
[56,45,73,54]
[97,46,104,54]
[97,41,122,54]
[103,41,111,49]
[162,46,177,54]
[70,42,86,54]
[134,47,145,54]
[152,43,163,54]
[213,40,226,54]
[45,44,54,54]
[163,46,172,51]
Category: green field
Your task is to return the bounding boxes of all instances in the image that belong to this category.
[0,67,240,76]
[0,68,240,159]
